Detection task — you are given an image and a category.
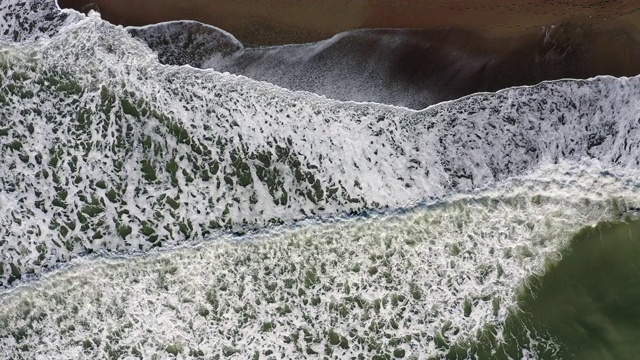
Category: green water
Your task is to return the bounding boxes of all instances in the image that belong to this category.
[522,218,640,359]
[450,218,640,359]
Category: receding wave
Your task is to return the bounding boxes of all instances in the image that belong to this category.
[128,21,243,68]
[129,22,640,109]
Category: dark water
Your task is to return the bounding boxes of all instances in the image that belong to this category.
[130,22,640,109]
[520,219,640,359]
[449,219,640,359]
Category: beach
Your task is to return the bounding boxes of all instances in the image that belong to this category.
[59,0,640,45]
[59,0,640,108]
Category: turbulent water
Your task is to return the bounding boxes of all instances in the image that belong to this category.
[1,1,640,359]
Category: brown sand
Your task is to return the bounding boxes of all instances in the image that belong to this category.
[58,0,640,45]
[59,0,640,108]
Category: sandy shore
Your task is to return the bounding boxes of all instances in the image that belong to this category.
[58,0,640,45]
[130,22,640,109]
[58,0,640,108]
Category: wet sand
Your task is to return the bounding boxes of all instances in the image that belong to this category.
[59,0,640,108]
[58,0,640,46]
[131,22,640,109]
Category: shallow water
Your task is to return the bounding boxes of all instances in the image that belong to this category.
[129,21,640,110]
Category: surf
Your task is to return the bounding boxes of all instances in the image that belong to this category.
[0,1,639,359]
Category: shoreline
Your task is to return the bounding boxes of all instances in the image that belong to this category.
[58,0,640,45]
[130,21,640,109]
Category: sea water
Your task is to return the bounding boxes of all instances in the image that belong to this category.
[0,1,639,359]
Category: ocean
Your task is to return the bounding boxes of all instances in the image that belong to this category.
[1,1,639,359]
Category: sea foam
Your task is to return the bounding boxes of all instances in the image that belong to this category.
[1,163,639,358]
[0,1,639,287]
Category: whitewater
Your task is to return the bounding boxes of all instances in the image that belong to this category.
[0,0,639,359]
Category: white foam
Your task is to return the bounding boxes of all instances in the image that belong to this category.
[0,4,639,289]
[1,163,639,359]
